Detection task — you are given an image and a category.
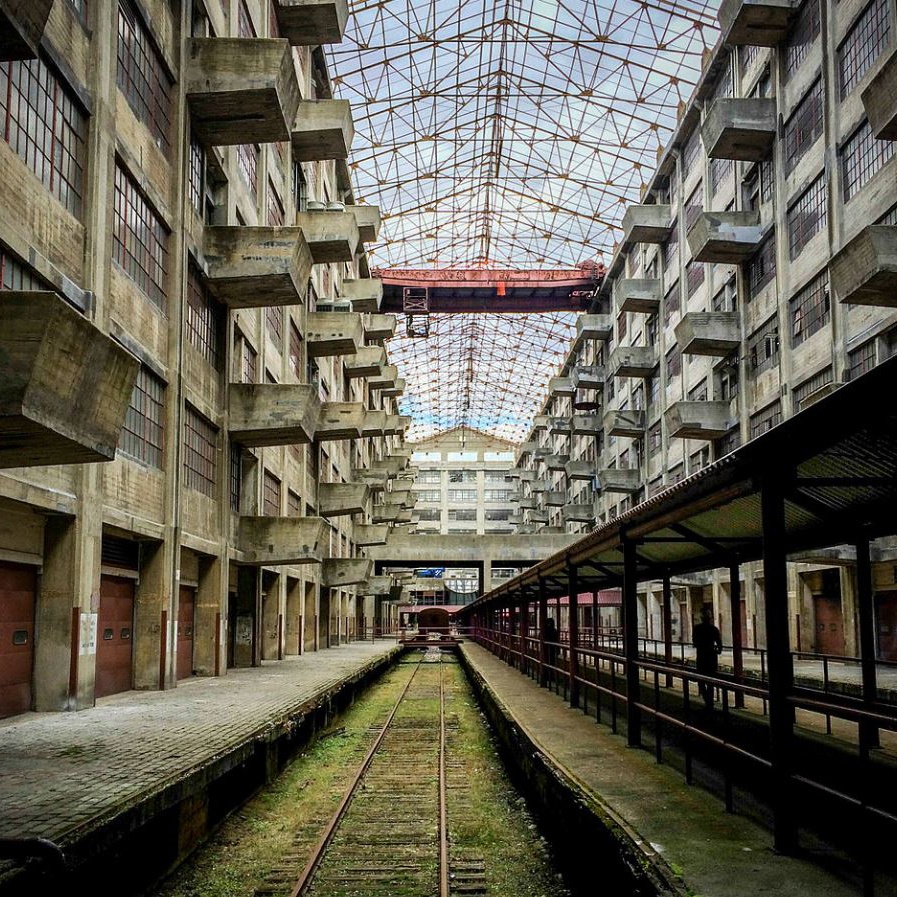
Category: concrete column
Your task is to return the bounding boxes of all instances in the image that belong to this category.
[193,554,225,676]
[134,540,173,690]
[284,576,302,655]
[260,571,282,660]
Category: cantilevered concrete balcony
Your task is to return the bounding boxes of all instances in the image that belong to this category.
[545,453,570,471]
[340,278,382,313]
[353,468,389,491]
[718,0,794,46]
[0,0,53,61]
[291,100,353,161]
[571,365,605,390]
[604,408,646,438]
[562,503,594,524]
[365,314,397,342]
[565,460,595,481]
[383,414,406,436]
[518,497,536,511]
[295,211,360,263]
[666,401,735,440]
[322,558,373,588]
[349,206,382,243]
[315,402,364,441]
[519,441,537,456]
[204,227,313,308]
[228,384,320,447]
[319,482,370,517]
[0,292,139,469]
[549,416,572,437]
[186,39,300,145]
[237,516,326,565]
[363,575,394,597]
[529,509,550,524]
[519,468,537,481]
[687,211,762,263]
[530,479,547,492]
[675,312,740,356]
[371,502,402,523]
[597,469,641,494]
[702,98,777,161]
[306,311,363,357]
[608,345,657,379]
[548,376,575,398]
[830,226,897,307]
[863,49,897,140]
[396,508,415,524]
[344,345,386,378]
[545,491,566,507]
[360,411,387,437]
[573,388,600,412]
[369,364,398,391]
[354,524,390,546]
[509,512,524,526]
[616,279,661,314]
[576,314,613,342]
[272,0,349,45]
[571,415,602,436]
[621,204,672,244]
[380,379,405,398]
[533,415,549,432]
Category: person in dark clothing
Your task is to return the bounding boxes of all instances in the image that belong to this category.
[692,606,722,709]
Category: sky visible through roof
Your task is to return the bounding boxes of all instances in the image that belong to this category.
[328,0,719,441]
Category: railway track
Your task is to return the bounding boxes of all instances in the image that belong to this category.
[256,652,484,897]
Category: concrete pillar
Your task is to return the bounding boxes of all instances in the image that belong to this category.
[134,540,173,690]
[285,576,302,655]
[193,554,225,676]
[261,571,282,661]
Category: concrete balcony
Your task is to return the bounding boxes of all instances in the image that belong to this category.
[573,388,600,412]
[687,211,762,263]
[530,479,547,492]
[204,227,312,308]
[306,311,363,357]
[295,211,360,263]
[702,98,776,161]
[548,376,575,398]
[340,278,382,313]
[365,314,397,342]
[572,365,605,391]
[545,491,566,507]
[353,468,389,491]
[381,379,405,398]
[371,503,402,523]
[369,364,398,391]
[718,0,794,46]
[565,460,595,481]
[383,414,406,436]
[562,504,594,524]
[830,226,897,307]
[604,408,646,438]
[363,575,394,596]
[228,383,320,447]
[576,314,613,341]
[349,206,382,243]
[549,416,572,437]
[319,482,370,517]
[863,49,897,140]
[675,312,740,356]
[0,0,53,61]
[608,345,657,379]
[519,469,537,481]
[518,497,536,511]
[509,512,524,526]
[597,469,641,494]
[532,414,549,432]
[396,508,415,524]
[315,402,364,441]
[571,415,602,436]
[322,558,373,588]
[291,100,353,161]
[186,39,300,145]
[616,279,661,314]
[0,292,139,469]
[529,509,550,524]
[621,204,672,244]
[360,411,387,437]
[354,524,390,546]
[272,0,349,45]
[520,441,537,456]
[344,345,387,378]
[237,516,326,565]
[666,401,735,440]
[545,453,570,471]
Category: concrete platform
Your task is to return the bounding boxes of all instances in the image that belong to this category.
[459,642,864,897]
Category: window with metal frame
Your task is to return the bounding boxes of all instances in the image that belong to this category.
[0,247,48,291]
[688,379,708,402]
[685,258,705,298]
[785,0,820,80]
[289,320,303,379]
[685,183,703,233]
[186,263,223,369]
[746,230,776,299]
[238,0,256,36]
[293,159,308,212]
[741,45,761,74]
[716,363,739,400]
[287,489,301,517]
[760,159,774,204]
[749,400,782,438]
[783,79,823,175]
[416,470,442,484]
[787,174,826,259]
[188,132,204,215]
[0,56,87,218]
[266,306,284,351]
[120,366,164,467]
[716,427,741,458]
[484,489,511,502]
[268,180,285,226]
[448,470,476,483]
[184,406,217,497]
[710,156,733,196]
[263,470,281,516]
[665,345,681,381]
[448,489,477,502]
[448,509,477,521]
[847,340,876,380]
[648,421,662,453]
[682,127,702,179]
[229,444,241,512]
[616,309,627,341]
[662,281,680,327]
[237,143,259,197]
[748,316,780,375]
[117,0,172,155]
[416,489,441,502]
[663,220,678,271]
[838,0,890,98]
[242,338,257,383]
[792,366,833,408]
[841,119,895,201]
[789,271,830,347]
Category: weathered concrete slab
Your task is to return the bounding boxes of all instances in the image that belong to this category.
[598,468,641,493]
[830,225,897,307]
[306,311,363,357]
[621,204,672,244]
[273,0,349,46]
[319,482,369,517]
[718,0,794,46]
[296,211,360,263]
[665,400,734,440]
[322,557,372,587]
[228,384,320,447]
[616,278,661,314]
[675,311,740,356]
[702,98,776,161]
[237,516,326,565]
[687,211,762,263]
[608,345,657,379]
[291,99,354,161]
[315,402,365,441]
[604,408,646,437]
[0,0,53,61]
[340,278,383,312]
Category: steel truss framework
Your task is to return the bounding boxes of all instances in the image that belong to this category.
[328,0,718,439]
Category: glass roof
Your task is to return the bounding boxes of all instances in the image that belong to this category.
[327,0,719,440]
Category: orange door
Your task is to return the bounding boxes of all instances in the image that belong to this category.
[814,594,845,657]
[0,562,36,718]
[96,576,134,698]
[177,586,195,680]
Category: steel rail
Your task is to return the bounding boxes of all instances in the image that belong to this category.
[438,661,450,897]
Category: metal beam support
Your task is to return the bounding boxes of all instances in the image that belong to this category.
[855,535,880,749]
[539,576,548,687]
[568,561,580,708]
[730,563,744,709]
[662,573,673,689]
[622,536,642,748]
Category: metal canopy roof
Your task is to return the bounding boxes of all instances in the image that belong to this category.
[460,356,897,608]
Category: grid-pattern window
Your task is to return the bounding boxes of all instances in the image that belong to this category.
[783,79,823,175]
[793,366,833,408]
[665,345,681,380]
[790,271,830,346]
[712,278,737,312]
[712,56,733,101]
[710,156,734,196]
[113,163,169,307]
[229,444,241,512]
[287,489,301,517]
[787,174,826,259]
[749,400,782,439]
[117,1,172,155]
[848,340,875,380]
[266,306,283,350]
[484,489,511,501]
[748,316,779,375]
[0,57,87,218]
[785,0,820,80]
[648,421,662,453]
[242,339,257,383]
[289,320,303,379]
[448,489,477,502]
[741,45,761,74]
[485,509,511,521]
[841,119,895,201]
[184,406,217,497]
[0,248,47,290]
[417,509,440,521]
[237,143,259,196]
[416,489,441,502]
[682,128,702,178]
[760,159,774,204]
[119,366,164,467]
[747,231,776,298]
[268,180,284,226]
[448,509,477,521]
[688,379,708,402]
[417,470,442,484]
[238,0,257,36]
[717,365,739,400]
[685,184,703,233]
[293,159,308,212]
[662,282,680,327]
[448,470,477,483]
[716,427,741,458]
[685,259,705,297]
[188,133,204,215]
[839,0,890,97]
[186,264,222,368]
[617,309,627,341]
[263,471,281,516]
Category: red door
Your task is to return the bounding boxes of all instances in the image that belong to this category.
[814,594,845,656]
[96,576,135,698]
[0,562,36,718]
[177,586,195,680]
[876,591,897,662]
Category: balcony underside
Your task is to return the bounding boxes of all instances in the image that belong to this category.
[228,384,320,447]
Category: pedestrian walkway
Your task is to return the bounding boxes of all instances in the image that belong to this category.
[459,641,867,897]
[0,641,399,848]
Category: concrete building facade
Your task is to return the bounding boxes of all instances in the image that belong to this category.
[0,0,414,719]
